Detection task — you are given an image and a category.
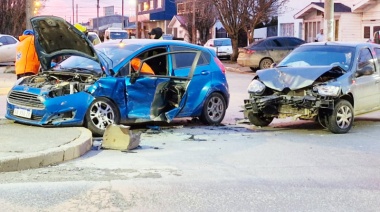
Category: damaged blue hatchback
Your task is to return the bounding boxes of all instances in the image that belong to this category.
[6,16,229,136]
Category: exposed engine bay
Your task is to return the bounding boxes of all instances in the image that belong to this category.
[21,71,99,97]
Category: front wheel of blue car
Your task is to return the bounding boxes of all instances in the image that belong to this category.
[200,93,226,125]
[85,98,120,136]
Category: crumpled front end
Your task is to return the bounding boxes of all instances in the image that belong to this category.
[5,74,96,127]
[244,87,336,120]
[244,66,346,121]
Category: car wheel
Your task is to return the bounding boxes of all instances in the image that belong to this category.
[247,112,273,127]
[200,93,226,125]
[327,99,353,134]
[259,58,273,69]
[85,97,120,136]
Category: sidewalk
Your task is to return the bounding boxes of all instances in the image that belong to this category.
[0,66,92,172]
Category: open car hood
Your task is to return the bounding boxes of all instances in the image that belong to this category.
[257,66,346,91]
[31,16,103,72]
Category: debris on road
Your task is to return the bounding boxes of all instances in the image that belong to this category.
[102,124,141,151]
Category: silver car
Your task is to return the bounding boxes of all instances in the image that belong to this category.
[243,42,380,134]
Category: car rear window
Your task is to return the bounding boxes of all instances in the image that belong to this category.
[214,39,231,46]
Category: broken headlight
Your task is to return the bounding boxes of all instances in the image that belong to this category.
[315,85,340,97]
[247,80,266,95]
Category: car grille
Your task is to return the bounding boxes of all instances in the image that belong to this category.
[8,91,45,109]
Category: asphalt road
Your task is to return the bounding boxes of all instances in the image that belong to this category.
[1,68,380,211]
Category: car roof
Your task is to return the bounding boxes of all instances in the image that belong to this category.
[209,38,231,40]
[264,36,304,40]
[301,41,379,48]
[100,39,206,49]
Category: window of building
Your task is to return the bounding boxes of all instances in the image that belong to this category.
[157,0,162,8]
[280,23,294,37]
[364,26,371,39]
[150,0,154,10]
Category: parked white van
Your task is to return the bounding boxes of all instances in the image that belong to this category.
[104,28,129,42]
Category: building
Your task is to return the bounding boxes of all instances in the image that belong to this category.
[279,0,380,42]
[129,0,177,38]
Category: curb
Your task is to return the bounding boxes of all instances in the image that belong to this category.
[0,128,93,172]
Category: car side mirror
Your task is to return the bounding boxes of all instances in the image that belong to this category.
[0,42,3,46]
[356,65,374,77]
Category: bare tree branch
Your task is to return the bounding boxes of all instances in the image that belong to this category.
[213,0,288,61]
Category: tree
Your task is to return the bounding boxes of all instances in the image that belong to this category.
[243,0,287,44]
[212,0,288,61]
[0,0,26,36]
[212,0,248,61]
[176,0,217,45]
[0,0,46,37]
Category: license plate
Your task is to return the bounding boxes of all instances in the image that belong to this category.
[13,108,32,119]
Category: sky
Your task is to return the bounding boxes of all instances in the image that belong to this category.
[38,0,136,23]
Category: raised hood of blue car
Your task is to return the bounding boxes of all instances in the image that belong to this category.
[257,66,345,91]
[31,16,100,71]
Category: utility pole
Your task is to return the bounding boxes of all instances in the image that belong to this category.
[72,0,74,24]
[97,0,100,32]
[324,0,334,41]
[191,0,196,43]
[76,4,78,23]
[25,0,33,29]
[136,0,139,38]
[122,0,124,29]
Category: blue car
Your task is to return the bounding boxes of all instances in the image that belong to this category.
[6,16,229,136]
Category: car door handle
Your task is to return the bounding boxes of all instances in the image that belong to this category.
[201,71,210,75]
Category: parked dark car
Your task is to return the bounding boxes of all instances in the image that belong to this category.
[243,42,380,134]
[6,16,230,136]
[237,36,306,71]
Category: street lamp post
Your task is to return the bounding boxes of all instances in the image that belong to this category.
[136,0,139,38]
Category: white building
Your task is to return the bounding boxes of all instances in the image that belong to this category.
[279,0,380,42]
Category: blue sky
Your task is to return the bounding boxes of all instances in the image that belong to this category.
[39,0,136,23]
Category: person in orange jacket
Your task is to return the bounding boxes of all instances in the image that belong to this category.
[15,30,40,79]
[131,58,155,75]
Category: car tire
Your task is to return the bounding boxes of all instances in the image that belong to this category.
[259,58,273,70]
[247,112,274,127]
[85,97,120,136]
[327,99,353,134]
[200,92,226,125]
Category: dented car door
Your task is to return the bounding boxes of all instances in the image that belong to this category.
[125,50,201,122]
